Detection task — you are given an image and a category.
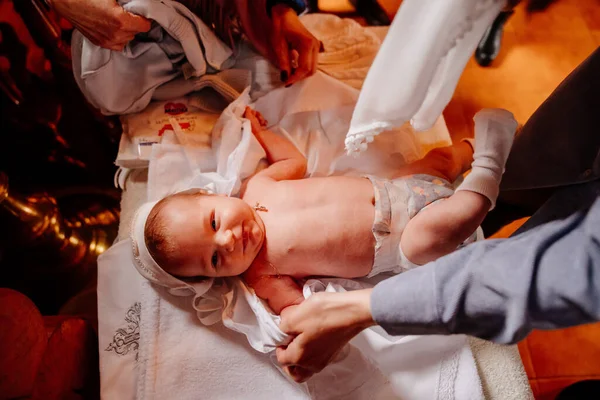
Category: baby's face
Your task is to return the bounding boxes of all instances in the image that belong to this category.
[163,195,265,278]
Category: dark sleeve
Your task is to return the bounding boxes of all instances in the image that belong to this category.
[370,198,600,344]
[266,0,307,16]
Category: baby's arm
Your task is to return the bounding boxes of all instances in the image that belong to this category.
[244,107,307,182]
[244,272,305,315]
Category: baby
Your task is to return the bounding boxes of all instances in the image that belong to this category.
[142,107,517,314]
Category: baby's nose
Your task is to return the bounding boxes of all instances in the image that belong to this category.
[218,230,235,252]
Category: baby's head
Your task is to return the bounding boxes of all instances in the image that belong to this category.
[144,189,265,279]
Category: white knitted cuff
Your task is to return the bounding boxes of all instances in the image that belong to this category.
[455,167,500,211]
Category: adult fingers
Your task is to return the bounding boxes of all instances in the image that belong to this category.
[278,306,302,335]
[111,30,137,44]
[271,32,291,83]
[284,47,312,86]
[285,39,319,86]
[276,338,304,366]
[122,11,152,33]
[104,32,135,51]
[285,366,314,383]
[76,26,124,50]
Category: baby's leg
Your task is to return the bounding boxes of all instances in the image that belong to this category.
[401,191,489,265]
[401,109,518,265]
[393,141,474,183]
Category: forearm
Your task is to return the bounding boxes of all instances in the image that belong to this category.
[373,199,600,344]
[254,128,306,165]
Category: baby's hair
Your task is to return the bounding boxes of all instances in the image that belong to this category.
[144,188,212,272]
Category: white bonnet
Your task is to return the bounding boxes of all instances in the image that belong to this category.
[130,198,215,297]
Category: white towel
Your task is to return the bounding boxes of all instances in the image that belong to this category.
[97,13,488,399]
[99,17,531,400]
[346,0,506,154]
[122,75,482,399]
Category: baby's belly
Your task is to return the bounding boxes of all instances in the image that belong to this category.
[265,176,378,279]
[281,220,376,279]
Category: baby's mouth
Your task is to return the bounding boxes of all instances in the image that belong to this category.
[242,229,249,253]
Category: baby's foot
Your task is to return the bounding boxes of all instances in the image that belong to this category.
[455,108,518,210]
[472,108,518,173]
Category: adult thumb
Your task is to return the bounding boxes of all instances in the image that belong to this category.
[271,33,291,82]
[122,11,152,33]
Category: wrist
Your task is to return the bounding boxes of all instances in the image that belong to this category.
[340,289,376,330]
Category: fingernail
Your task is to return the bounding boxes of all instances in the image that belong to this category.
[319,41,325,53]
[280,70,288,82]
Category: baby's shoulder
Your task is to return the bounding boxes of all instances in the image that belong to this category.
[241,174,277,197]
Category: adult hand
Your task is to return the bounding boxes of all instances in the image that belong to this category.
[276,289,376,382]
[235,1,321,86]
[269,4,321,86]
[48,0,151,51]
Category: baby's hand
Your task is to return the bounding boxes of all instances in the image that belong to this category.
[244,107,268,134]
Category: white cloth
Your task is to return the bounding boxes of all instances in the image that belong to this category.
[346,0,506,154]
[99,18,531,400]
[72,0,234,115]
[96,14,510,400]
[104,77,483,399]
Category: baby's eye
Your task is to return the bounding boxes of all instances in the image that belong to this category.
[211,252,219,268]
[211,213,217,231]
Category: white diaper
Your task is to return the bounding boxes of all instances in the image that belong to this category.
[366,174,477,277]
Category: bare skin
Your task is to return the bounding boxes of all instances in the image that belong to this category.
[155,107,488,315]
[238,108,487,314]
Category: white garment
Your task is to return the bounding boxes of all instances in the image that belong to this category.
[97,14,489,400]
[114,77,482,399]
[99,18,531,400]
[346,0,506,153]
[72,0,233,115]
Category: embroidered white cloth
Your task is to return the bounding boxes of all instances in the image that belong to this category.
[115,77,483,399]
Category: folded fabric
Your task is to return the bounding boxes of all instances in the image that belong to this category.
[152,69,252,113]
[72,0,234,115]
[346,0,505,154]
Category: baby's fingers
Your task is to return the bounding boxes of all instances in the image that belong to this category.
[256,111,268,127]
[243,107,263,132]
